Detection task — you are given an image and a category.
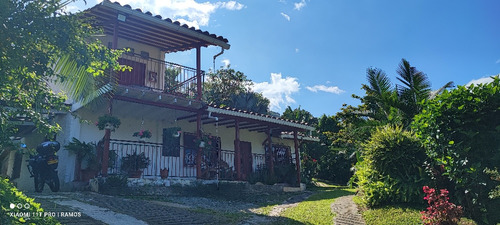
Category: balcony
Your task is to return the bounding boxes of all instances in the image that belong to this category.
[116,53,204,98]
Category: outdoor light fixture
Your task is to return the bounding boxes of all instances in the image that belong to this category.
[117,14,126,22]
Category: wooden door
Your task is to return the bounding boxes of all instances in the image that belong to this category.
[240,141,253,180]
[117,58,146,86]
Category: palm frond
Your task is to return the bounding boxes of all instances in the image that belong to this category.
[429,81,454,99]
[53,54,113,108]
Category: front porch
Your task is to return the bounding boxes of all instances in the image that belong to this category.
[106,139,293,181]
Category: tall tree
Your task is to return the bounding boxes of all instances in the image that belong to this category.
[203,67,251,106]
[395,58,432,125]
[0,0,122,149]
[361,67,398,122]
[203,66,271,114]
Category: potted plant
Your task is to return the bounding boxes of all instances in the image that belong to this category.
[194,135,215,151]
[133,129,152,141]
[96,114,121,131]
[65,137,99,182]
[120,152,150,178]
[160,168,169,179]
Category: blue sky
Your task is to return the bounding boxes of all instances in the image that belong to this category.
[69,0,500,117]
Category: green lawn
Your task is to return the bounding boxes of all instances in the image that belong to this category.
[352,196,478,225]
[278,181,355,225]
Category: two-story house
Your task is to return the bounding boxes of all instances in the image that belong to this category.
[3,0,316,191]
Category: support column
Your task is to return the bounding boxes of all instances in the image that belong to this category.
[294,130,301,186]
[102,19,119,177]
[234,120,241,180]
[267,128,274,176]
[196,46,202,100]
[196,112,202,179]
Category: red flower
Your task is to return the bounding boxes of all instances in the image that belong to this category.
[312,159,317,163]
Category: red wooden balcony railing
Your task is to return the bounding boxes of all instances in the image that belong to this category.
[116,53,204,98]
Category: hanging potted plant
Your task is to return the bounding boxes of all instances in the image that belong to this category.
[133,129,152,141]
[96,114,121,131]
[170,127,182,137]
[194,135,215,151]
[121,152,150,178]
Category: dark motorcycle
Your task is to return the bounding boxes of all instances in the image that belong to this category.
[27,141,60,192]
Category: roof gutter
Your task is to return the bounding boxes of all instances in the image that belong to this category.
[213,47,224,70]
[101,0,230,50]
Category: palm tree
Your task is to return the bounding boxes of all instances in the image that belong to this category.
[362,67,397,122]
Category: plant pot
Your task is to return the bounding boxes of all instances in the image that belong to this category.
[160,168,169,179]
[105,123,114,130]
[81,169,98,182]
[128,170,143,178]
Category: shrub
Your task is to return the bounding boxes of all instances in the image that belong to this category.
[0,178,59,224]
[354,125,428,206]
[421,186,463,225]
[413,77,500,223]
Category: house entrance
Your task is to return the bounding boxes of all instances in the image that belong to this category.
[240,141,252,180]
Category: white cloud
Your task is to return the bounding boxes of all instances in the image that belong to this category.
[295,48,299,53]
[496,59,500,64]
[466,75,499,86]
[306,85,344,94]
[221,59,230,67]
[95,0,244,29]
[280,12,291,21]
[294,0,306,10]
[218,1,245,10]
[252,73,300,112]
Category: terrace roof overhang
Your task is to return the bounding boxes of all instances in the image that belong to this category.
[177,105,316,136]
[83,0,230,53]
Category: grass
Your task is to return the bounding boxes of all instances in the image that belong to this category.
[278,180,356,225]
[353,196,478,225]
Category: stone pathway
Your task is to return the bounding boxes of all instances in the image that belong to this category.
[331,195,366,225]
[28,192,234,225]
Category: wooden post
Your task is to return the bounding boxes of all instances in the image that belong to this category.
[196,46,202,100]
[102,18,119,177]
[267,128,274,176]
[294,130,301,186]
[234,120,241,180]
[196,112,202,179]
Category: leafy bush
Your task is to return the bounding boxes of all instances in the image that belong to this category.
[421,186,463,225]
[0,178,59,224]
[354,125,428,206]
[99,175,129,195]
[413,77,500,223]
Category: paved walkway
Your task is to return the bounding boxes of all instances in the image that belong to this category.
[331,195,366,225]
[27,192,232,225]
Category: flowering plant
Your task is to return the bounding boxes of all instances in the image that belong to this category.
[194,135,214,151]
[133,130,152,139]
[95,115,121,130]
[421,186,463,225]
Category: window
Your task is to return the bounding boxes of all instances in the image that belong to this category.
[162,128,181,157]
